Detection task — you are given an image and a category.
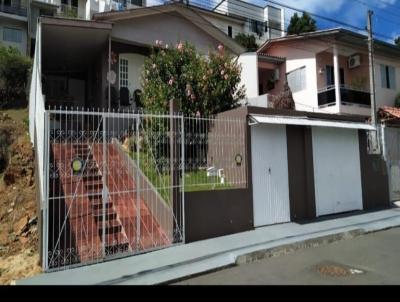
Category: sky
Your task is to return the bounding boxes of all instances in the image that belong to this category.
[150,0,400,44]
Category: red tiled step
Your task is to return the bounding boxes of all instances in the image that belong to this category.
[92,208,117,221]
[90,198,113,210]
[98,219,122,235]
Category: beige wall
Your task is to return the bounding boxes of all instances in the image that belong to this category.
[111,13,223,55]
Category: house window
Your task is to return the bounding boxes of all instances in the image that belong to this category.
[326,65,345,86]
[286,66,306,93]
[267,6,282,39]
[119,58,129,88]
[228,26,232,38]
[249,19,264,36]
[381,64,396,90]
[3,27,22,44]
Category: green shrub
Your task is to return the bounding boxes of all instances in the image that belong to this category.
[0,46,32,108]
[141,41,245,116]
[234,33,259,52]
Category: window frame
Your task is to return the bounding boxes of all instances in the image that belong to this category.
[2,27,23,44]
[286,66,307,93]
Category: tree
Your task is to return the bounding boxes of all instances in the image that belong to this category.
[287,12,317,35]
[234,33,259,52]
[0,46,32,108]
[395,36,400,47]
[141,41,245,116]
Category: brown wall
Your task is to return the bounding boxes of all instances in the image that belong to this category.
[358,130,391,210]
[184,189,253,243]
[286,125,316,222]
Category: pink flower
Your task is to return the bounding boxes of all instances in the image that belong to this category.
[221,70,225,76]
[224,74,228,80]
[218,44,224,52]
[196,111,201,117]
[177,42,183,51]
[168,78,174,86]
[191,94,196,101]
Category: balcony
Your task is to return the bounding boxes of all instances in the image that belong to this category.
[57,4,78,18]
[318,85,371,108]
[0,3,27,17]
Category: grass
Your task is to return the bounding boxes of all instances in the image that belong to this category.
[128,150,231,203]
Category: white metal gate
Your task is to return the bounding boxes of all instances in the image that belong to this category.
[251,124,290,227]
[44,109,185,271]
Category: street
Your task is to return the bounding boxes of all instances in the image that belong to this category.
[174,227,400,285]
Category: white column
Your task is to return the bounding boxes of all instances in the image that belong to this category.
[333,45,342,113]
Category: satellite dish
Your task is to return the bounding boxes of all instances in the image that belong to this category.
[107,70,116,85]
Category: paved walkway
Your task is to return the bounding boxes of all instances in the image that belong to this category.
[18,207,400,285]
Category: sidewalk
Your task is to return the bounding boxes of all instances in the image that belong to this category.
[18,207,400,285]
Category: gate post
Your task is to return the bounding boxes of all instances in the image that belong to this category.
[170,100,181,242]
[102,110,107,258]
[136,115,140,252]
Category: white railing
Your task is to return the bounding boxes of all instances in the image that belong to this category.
[241,93,273,108]
[318,84,370,94]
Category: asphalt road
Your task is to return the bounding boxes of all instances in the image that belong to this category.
[174,227,400,285]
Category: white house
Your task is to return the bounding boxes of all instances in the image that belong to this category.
[239,28,400,117]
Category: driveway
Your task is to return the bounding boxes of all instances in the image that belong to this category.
[174,227,400,285]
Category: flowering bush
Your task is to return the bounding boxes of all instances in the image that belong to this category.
[141,41,245,116]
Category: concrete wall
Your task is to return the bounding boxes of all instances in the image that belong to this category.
[267,43,318,112]
[184,189,253,243]
[111,13,223,55]
[0,18,28,55]
[238,52,258,99]
[201,14,244,39]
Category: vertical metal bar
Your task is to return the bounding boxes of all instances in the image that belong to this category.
[102,110,107,258]
[43,111,50,271]
[180,114,185,243]
[136,115,140,252]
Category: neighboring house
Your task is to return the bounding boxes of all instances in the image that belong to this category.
[0,0,58,55]
[378,106,400,202]
[0,0,29,54]
[212,0,285,44]
[239,28,400,117]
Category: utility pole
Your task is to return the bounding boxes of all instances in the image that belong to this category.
[367,10,380,154]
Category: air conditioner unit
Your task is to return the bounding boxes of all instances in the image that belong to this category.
[273,68,280,81]
[348,54,361,69]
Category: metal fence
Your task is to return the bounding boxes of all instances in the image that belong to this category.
[40,107,247,271]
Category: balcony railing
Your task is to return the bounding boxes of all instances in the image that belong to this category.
[318,85,371,108]
[0,3,27,17]
[57,4,78,18]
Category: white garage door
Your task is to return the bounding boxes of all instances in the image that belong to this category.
[251,124,291,227]
[312,127,363,216]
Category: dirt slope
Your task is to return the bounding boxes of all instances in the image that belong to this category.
[0,109,41,285]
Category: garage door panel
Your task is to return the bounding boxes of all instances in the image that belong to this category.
[312,127,363,216]
[251,124,290,227]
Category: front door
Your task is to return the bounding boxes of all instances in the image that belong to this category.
[251,124,291,227]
